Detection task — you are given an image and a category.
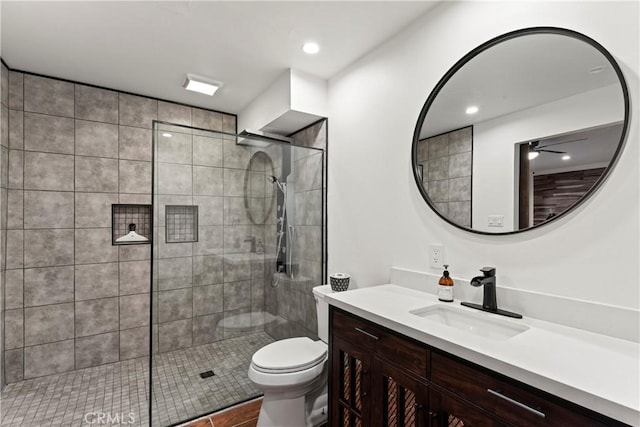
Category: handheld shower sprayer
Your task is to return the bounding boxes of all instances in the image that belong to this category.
[267,175,286,194]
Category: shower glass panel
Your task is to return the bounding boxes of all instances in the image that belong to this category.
[151,122,324,426]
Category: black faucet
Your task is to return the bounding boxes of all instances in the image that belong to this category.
[461,267,522,319]
[471,267,498,310]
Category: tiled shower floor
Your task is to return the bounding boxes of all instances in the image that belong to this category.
[0,332,274,427]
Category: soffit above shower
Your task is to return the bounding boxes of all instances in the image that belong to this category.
[1,1,440,114]
[239,68,327,136]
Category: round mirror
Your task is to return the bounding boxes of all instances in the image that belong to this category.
[412,27,629,235]
[244,151,276,225]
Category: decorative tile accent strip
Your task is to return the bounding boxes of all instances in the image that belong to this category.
[166,205,198,243]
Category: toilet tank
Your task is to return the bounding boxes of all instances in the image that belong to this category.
[312,285,333,343]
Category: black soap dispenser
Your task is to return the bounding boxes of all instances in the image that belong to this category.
[438,265,454,302]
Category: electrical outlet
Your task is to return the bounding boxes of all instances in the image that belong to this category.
[429,244,444,268]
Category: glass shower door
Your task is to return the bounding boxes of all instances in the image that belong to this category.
[151,122,324,426]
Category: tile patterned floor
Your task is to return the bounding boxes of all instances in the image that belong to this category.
[0,332,273,427]
[151,332,272,426]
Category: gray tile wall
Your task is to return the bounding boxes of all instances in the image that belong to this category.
[1,61,10,388]
[417,126,473,227]
[3,71,237,382]
[153,125,268,353]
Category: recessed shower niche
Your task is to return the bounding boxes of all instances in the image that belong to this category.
[165,205,198,243]
[112,204,152,245]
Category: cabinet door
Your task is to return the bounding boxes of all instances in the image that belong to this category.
[429,387,507,427]
[332,337,373,427]
[373,357,429,427]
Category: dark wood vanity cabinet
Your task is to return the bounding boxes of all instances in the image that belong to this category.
[330,308,429,426]
[429,352,620,427]
[329,307,626,427]
[429,386,510,427]
[331,336,371,426]
[373,357,430,426]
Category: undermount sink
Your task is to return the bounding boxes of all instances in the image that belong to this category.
[409,305,529,340]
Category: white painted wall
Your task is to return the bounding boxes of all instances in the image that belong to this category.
[238,69,291,133]
[327,2,639,312]
[239,68,327,134]
[290,68,328,117]
[472,84,623,232]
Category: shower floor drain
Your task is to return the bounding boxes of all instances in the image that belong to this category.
[199,370,215,379]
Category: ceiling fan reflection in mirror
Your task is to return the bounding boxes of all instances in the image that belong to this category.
[527,138,586,160]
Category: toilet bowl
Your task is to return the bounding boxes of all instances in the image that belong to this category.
[248,285,333,427]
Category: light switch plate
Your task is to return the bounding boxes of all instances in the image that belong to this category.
[488,215,504,227]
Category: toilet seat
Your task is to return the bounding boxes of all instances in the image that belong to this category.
[251,337,327,374]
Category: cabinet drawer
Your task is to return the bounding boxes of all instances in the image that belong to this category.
[332,309,382,353]
[332,309,428,379]
[377,331,428,379]
[431,352,610,426]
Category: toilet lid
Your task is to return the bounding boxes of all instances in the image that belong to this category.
[252,337,327,374]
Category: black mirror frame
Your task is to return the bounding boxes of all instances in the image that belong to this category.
[412,26,630,235]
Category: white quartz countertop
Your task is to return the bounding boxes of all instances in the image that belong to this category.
[324,284,640,426]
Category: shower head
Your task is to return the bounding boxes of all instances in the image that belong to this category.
[267,175,286,193]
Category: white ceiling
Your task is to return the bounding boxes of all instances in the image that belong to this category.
[1,1,439,114]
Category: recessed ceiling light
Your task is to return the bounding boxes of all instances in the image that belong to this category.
[528,151,539,160]
[162,133,172,138]
[184,74,222,96]
[302,42,320,55]
[562,154,571,161]
[465,105,479,115]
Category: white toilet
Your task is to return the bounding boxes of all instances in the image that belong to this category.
[248,285,333,427]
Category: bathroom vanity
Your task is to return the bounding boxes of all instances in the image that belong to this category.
[326,285,638,426]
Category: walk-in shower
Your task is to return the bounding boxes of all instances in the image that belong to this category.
[150,122,325,425]
[0,114,326,426]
